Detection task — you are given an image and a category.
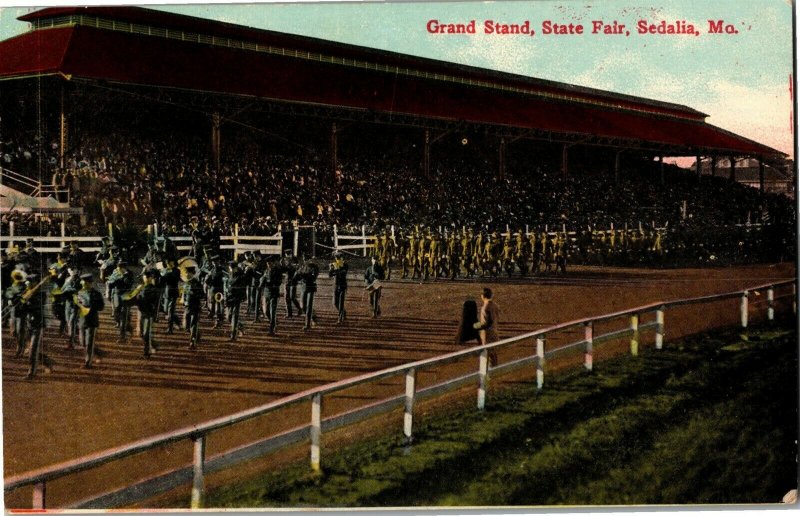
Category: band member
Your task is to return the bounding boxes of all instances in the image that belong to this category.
[329,252,348,324]
[19,238,42,274]
[244,252,262,318]
[48,252,70,336]
[5,269,29,357]
[129,269,160,358]
[68,240,85,268]
[261,257,284,335]
[75,273,105,368]
[295,258,319,331]
[61,265,82,348]
[364,255,385,318]
[23,274,51,379]
[98,245,119,298]
[224,260,247,341]
[160,258,181,334]
[282,252,303,318]
[203,255,225,327]
[107,261,135,341]
[182,265,205,350]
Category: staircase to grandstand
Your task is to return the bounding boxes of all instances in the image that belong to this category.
[0,167,76,213]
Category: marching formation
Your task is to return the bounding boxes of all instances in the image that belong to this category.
[1,228,386,380]
[368,226,666,280]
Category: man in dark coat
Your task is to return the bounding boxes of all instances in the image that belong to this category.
[295,259,319,331]
[224,260,247,341]
[106,261,135,341]
[328,252,348,324]
[130,269,160,358]
[282,252,303,318]
[260,257,284,335]
[75,273,105,368]
[364,256,385,318]
[182,265,205,350]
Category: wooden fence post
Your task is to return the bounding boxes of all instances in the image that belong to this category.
[361,225,367,256]
[190,435,206,509]
[655,307,665,350]
[333,224,338,252]
[740,291,749,328]
[404,368,416,443]
[767,286,774,321]
[60,220,66,249]
[8,220,14,249]
[233,223,240,261]
[293,221,299,257]
[536,335,545,389]
[630,314,639,356]
[32,481,46,509]
[477,350,488,410]
[310,393,322,471]
[584,322,593,371]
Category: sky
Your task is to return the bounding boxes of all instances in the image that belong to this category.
[0,0,795,158]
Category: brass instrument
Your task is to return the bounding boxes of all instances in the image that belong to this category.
[178,256,199,282]
[214,292,224,303]
[20,275,52,304]
[122,282,146,302]
[72,294,92,317]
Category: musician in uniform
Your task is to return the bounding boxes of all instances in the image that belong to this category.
[364,255,385,318]
[224,260,247,341]
[295,259,319,331]
[68,240,85,268]
[98,245,119,299]
[328,252,348,324]
[48,252,70,336]
[75,273,105,368]
[282,252,303,318]
[107,260,134,341]
[160,258,181,334]
[129,269,160,358]
[204,255,225,327]
[22,274,52,379]
[60,265,82,348]
[19,238,41,274]
[261,257,284,335]
[5,269,29,357]
[182,265,205,350]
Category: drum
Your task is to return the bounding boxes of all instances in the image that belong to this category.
[366,280,383,293]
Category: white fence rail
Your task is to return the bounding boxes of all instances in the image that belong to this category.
[4,278,795,509]
[0,223,283,258]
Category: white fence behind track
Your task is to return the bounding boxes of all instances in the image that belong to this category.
[4,278,795,509]
[0,223,282,259]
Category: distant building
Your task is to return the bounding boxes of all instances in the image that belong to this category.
[692,157,794,198]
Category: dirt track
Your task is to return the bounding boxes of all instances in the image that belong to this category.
[2,262,796,508]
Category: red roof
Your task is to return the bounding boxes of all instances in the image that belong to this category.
[0,7,782,157]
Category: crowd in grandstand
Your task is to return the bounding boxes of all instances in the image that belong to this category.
[1,127,795,267]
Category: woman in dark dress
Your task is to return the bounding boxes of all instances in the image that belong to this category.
[455,298,480,345]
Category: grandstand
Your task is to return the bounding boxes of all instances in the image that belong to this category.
[0,5,796,510]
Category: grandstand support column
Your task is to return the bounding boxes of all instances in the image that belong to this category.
[211,112,221,172]
[614,150,622,183]
[729,155,736,182]
[695,155,702,181]
[423,129,431,178]
[659,156,665,185]
[331,123,338,179]
[59,86,67,171]
[561,144,569,178]
[710,155,717,177]
[498,137,506,180]
[758,158,765,193]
